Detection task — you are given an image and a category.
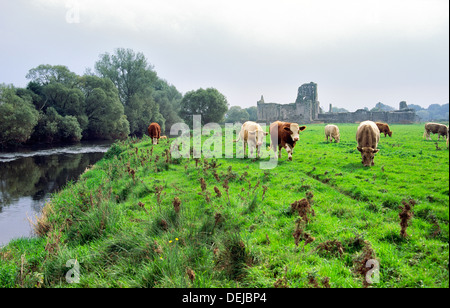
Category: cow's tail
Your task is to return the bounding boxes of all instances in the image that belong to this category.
[233,134,241,143]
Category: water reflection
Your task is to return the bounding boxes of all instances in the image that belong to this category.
[0,142,110,246]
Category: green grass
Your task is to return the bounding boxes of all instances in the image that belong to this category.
[1,123,448,288]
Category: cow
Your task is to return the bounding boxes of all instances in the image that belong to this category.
[234,121,269,157]
[423,123,448,142]
[148,123,161,145]
[325,125,340,143]
[356,121,380,167]
[269,121,307,161]
[376,122,393,137]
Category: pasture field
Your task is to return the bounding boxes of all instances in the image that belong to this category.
[0,123,448,288]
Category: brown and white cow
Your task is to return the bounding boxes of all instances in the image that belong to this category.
[423,123,448,142]
[235,121,269,157]
[376,122,393,137]
[325,125,340,143]
[269,121,307,161]
[356,121,380,167]
[148,123,161,145]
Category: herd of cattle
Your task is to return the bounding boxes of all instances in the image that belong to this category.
[147,120,449,167]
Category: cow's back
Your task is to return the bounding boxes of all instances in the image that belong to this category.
[325,125,338,136]
[357,121,380,148]
[148,123,161,138]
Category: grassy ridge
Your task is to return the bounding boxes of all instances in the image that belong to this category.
[1,123,448,288]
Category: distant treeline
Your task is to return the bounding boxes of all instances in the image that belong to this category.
[332,102,449,122]
[0,48,230,148]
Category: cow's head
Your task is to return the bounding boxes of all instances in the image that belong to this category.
[388,131,393,137]
[248,129,269,147]
[357,147,379,167]
[284,123,307,142]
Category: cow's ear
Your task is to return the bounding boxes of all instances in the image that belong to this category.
[264,132,269,136]
[357,147,363,152]
[299,126,307,132]
[373,149,380,153]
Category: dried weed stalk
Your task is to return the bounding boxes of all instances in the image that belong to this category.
[399,199,416,238]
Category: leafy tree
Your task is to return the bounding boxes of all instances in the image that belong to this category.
[26,65,88,135]
[26,64,78,87]
[94,48,163,135]
[225,106,249,123]
[79,75,130,139]
[0,85,39,146]
[31,107,82,143]
[152,78,183,132]
[245,106,258,121]
[180,88,229,127]
[125,87,164,136]
[94,48,157,106]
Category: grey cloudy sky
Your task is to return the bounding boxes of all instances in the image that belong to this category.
[0,0,448,111]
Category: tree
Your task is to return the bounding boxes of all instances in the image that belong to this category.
[225,106,249,123]
[180,88,229,127]
[94,48,163,136]
[26,64,78,87]
[95,48,157,106]
[31,107,82,143]
[245,106,258,121]
[0,85,39,146]
[78,75,130,140]
[152,78,183,132]
[26,65,88,135]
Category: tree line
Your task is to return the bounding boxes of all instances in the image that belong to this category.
[0,48,233,148]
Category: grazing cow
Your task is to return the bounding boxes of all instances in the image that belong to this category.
[356,121,380,167]
[148,123,161,145]
[423,123,448,142]
[325,125,340,143]
[269,121,307,161]
[235,121,269,157]
[376,122,393,137]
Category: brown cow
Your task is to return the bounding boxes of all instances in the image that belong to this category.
[376,122,393,137]
[269,121,307,161]
[356,121,380,167]
[148,123,161,145]
[423,123,448,142]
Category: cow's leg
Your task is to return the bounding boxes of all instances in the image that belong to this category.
[285,144,293,161]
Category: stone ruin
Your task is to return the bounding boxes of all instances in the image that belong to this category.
[257,82,419,124]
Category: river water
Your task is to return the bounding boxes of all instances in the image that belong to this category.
[0,141,111,246]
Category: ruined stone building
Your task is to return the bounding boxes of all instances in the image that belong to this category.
[257,82,419,124]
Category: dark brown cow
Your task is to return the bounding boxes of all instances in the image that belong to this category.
[376,122,393,137]
[269,121,307,161]
[148,123,161,145]
[423,123,448,142]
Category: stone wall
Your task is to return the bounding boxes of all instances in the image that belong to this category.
[257,82,419,124]
[317,109,419,124]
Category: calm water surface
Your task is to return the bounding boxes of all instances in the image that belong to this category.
[0,141,111,246]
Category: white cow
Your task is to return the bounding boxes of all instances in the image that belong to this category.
[325,125,340,143]
[235,121,268,157]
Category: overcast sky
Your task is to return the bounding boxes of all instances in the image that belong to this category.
[0,0,448,111]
